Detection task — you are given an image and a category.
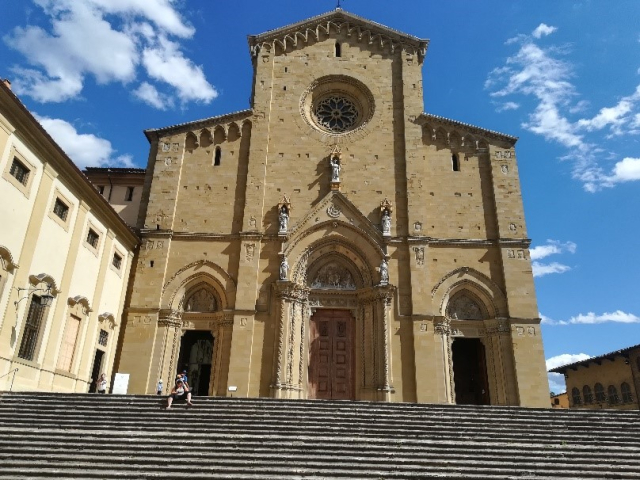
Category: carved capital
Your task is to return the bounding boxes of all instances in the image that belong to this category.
[435,318,451,336]
[273,281,310,302]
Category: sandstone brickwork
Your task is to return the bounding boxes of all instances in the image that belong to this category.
[116,9,549,407]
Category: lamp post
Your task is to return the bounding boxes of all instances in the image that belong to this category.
[14,284,55,310]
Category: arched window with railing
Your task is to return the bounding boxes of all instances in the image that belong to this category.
[594,383,606,403]
[582,385,593,404]
[571,387,581,406]
[607,385,619,405]
[621,382,633,403]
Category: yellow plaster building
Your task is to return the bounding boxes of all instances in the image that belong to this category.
[116,10,549,406]
[550,344,640,410]
[0,81,138,393]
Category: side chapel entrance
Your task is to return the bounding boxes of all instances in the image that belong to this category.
[178,331,214,396]
[452,338,490,405]
[308,309,355,400]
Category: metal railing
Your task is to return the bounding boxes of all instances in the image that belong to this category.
[0,368,19,392]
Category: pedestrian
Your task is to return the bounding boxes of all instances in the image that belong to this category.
[157,379,163,395]
[97,373,108,394]
[166,378,193,409]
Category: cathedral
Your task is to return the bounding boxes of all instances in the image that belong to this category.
[116,9,549,407]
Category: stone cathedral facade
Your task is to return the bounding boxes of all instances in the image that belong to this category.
[116,10,549,407]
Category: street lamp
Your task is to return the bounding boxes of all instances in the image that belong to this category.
[14,284,55,309]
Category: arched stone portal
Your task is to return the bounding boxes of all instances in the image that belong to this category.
[271,235,395,401]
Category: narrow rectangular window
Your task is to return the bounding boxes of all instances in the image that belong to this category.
[98,185,105,195]
[86,229,99,248]
[56,314,81,371]
[9,158,30,186]
[18,296,47,361]
[53,198,69,221]
[125,186,134,201]
[98,329,109,347]
[112,253,122,270]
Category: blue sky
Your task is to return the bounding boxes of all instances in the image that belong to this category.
[2,0,639,394]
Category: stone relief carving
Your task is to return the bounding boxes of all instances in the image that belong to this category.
[249,216,257,229]
[326,204,341,218]
[413,247,425,266]
[413,221,422,232]
[310,262,356,290]
[447,294,485,320]
[184,288,217,312]
[245,243,255,262]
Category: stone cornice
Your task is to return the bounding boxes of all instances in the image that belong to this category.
[248,10,429,63]
[416,113,518,146]
[144,109,253,142]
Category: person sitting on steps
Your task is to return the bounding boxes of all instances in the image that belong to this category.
[166,378,193,409]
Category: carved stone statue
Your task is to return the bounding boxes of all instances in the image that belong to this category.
[278,205,289,233]
[279,257,289,280]
[330,155,341,182]
[379,258,389,285]
[381,209,391,235]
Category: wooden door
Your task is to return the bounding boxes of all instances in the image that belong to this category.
[309,309,354,400]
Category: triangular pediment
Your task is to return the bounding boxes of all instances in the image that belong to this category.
[288,190,384,244]
[248,10,428,62]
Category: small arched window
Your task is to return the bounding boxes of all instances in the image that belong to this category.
[571,387,581,406]
[621,382,633,403]
[214,146,221,166]
[582,385,593,404]
[335,42,342,58]
[452,153,460,172]
[607,385,619,405]
[594,383,606,402]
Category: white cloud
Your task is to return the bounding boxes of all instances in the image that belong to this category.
[133,82,171,110]
[530,239,576,260]
[36,115,133,169]
[496,101,520,112]
[141,36,217,104]
[541,310,640,326]
[545,353,590,394]
[532,23,557,39]
[530,240,576,277]
[486,28,640,191]
[532,261,571,277]
[4,0,216,107]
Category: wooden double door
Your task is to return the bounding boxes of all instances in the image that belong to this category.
[308,309,354,400]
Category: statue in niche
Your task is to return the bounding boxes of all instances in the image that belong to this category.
[185,288,217,312]
[379,258,389,285]
[278,205,289,233]
[279,257,289,280]
[310,262,356,290]
[330,155,341,182]
[381,209,391,235]
[447,294,484,320]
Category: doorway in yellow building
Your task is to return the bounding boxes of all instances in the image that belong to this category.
[177,331,214,396]
[452,338,490,405]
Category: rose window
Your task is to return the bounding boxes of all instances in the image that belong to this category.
[314,96,359,132]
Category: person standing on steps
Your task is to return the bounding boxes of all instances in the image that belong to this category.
[97,373,108,394]
[166,378,193,409]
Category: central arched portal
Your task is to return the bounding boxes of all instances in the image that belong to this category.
[308,309,355,400]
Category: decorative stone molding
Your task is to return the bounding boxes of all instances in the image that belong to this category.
[67,296,93,314]
[0,245,19,273]
[248,10,428,62]
[273,281,310,302]
[28,273,61,294]
[98,312,118,330]
[416,113,517,148]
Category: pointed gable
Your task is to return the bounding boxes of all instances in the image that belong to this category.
[248,9,429,63]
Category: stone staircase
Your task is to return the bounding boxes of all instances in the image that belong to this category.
[0,393,639,479]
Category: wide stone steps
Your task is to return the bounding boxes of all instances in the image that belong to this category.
[1,393,639,479]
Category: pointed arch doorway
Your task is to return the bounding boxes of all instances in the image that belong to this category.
[308,309,355,400]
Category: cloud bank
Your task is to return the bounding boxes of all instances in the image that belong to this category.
[4,0,217,109]
[486,23,640,191]
[530,239,576,277]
